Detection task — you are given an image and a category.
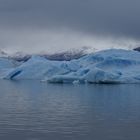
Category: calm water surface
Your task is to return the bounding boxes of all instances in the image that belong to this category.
[0,80,140,140]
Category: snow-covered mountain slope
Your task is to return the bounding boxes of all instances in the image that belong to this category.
[10,46,93,62]
[2,49,140,83]
[9,52,31,62]
[0,49,8,57]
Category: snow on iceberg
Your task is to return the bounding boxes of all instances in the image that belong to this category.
[3,49,140,83]
[4,55,80,80]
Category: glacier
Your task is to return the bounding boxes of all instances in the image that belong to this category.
[1,49,140,84]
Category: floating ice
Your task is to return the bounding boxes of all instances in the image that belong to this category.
[2,49,140,84]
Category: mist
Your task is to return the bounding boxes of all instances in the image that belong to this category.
[0,27,139,54]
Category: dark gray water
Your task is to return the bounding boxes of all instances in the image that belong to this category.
[0,80,140,140]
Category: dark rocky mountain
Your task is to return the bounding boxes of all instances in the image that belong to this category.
[134,47,140,52]
[9,47,94,62]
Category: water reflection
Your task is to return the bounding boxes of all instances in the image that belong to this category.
[0,80,140,140]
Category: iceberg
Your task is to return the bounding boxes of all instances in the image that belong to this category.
[0,57,19,78]
[2,49,140,84]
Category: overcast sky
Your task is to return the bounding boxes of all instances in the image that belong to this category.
[0,0,140,53]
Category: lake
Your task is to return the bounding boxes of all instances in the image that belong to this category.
[0,80,140,140]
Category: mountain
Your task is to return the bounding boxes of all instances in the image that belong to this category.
[40,46,94,61]
[10,52,31,62]
[134,47,140,52]
[9,46,94,62]
[0,49,8,57]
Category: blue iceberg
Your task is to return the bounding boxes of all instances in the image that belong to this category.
[2,49,140,84]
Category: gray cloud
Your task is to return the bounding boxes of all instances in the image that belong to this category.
[0,0,140,52]
[0,0,140,38]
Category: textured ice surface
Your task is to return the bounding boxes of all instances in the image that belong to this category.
[2,49,140,83]
[0,57,18,78]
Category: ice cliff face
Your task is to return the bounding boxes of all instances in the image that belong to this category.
[0,57,18,78]
[2,49,140,83]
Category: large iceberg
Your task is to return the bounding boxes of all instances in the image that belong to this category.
[2,49,140,83]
